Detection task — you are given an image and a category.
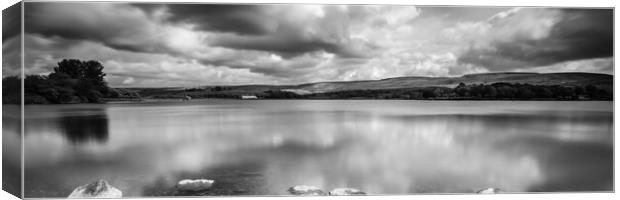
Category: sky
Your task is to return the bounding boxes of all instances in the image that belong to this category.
[2,2,614,87]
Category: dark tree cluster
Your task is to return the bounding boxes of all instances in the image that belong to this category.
[184,86,232,92]
[259,90,305,99]
[2,59,124,104]
[152,93,241,99]
[303,87,453,99]
[28,59,110,103]
[2,76,21,104]
[453,82,610,100]
[210,86,232,92]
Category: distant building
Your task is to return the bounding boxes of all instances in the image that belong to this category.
[241,95,258,100]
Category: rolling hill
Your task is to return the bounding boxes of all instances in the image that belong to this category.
[130,72,613,98]
[277,72,612,94]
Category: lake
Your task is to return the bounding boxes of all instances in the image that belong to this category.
[12,100,614,197]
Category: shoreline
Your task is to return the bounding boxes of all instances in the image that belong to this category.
[6,98,612,106]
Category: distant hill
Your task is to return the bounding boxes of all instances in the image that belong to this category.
[129,72,612,99]
[282,72,613,94]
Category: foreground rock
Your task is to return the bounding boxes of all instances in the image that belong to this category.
[329,188,366,195]
[176,179,215,192]
[477,188,501,194]
[288,185,325,195]
[68,179,122,198]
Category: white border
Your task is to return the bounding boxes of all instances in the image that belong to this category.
[1,0,617,200]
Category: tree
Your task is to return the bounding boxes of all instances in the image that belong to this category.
[2,76,21,104]
[585,84,598,98]
[49,72,76,88]
[422,89,436,98]
[540,88,553,98]
[454,82,469,97]
[54,59,84,79]
[470,84,485,97]
[52,59,106,88]
[518,88,535,99]
[25,75,52,93]
[484,85,497,98]
[82,60,106,88]
[75,78,102,103]
[22,59,112,104]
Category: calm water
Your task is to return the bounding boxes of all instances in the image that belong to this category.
[15,100,613,197]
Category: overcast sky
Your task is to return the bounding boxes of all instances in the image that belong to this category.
[2,3,613,87]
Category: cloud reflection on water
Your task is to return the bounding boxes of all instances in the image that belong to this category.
[21,101,612,197]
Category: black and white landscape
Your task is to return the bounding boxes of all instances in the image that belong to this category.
[1,2,614,198]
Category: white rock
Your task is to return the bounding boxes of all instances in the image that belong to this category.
[68,179,122,198]
[287,185,325,195]
[175,179,215,191]
[477,188,501,194]
[329,188,366,195]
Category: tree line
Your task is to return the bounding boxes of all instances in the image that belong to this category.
[2,59,138,104]
[259,82,611,100]
[148,82,611,100]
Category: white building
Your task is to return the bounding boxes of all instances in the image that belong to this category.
[241,95,258,100]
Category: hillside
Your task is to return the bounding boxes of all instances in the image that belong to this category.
[288,72,613,94]
[128,72,613,100]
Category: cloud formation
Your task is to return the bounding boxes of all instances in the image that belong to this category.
[456,8,613,70]
[164,4,276,35]
[160,4,381,58]
[2,2,21,42]
[11,3,613,87]
[2,2,21,76]
[24,3,192,54]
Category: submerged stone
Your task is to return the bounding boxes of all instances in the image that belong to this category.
[288,185,325,195]
[68,179,122,198]
[329,188,366,195]
[477,188,501,194]
[175,179,215,192]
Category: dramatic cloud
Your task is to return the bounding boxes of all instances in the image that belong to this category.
[2,36,21,77]
[159,4,381,58]
[18,3,613,87]
[2,2,21,77]
[164,4,275,35]
[2,2,20,42]
[456,8,613,70]
[25,3,190,54]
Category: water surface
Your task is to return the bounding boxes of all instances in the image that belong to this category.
[19,100,613,197]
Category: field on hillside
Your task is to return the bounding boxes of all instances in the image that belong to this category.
[122,72,612,100]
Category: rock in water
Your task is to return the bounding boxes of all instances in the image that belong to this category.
[329,188,366,195]
[287,185,325,195]
[68,179,122,198]
[175,179,215,191]
[477,188,501,194]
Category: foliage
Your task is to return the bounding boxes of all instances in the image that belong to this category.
[2,76,21,104]
[260,90,305,99]
[281,82,611,100]
[2,59,121,104]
